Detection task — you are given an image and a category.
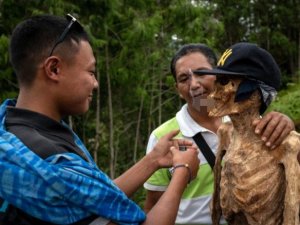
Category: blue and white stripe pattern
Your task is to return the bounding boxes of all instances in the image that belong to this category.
[0,99,145,224]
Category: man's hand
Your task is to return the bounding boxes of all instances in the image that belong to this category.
[253,111,295,149]
[150,130,196,169]
[170,145,200,182]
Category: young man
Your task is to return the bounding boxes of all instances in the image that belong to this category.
[0,14,200,225]
[143,44,295,225]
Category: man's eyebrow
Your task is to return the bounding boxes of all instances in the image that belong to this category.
[178,72,189,76]
[195,66,211,71]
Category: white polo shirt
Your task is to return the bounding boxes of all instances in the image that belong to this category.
[144,104,228,225]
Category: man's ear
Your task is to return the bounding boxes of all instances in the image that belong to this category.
[43,56,61,81]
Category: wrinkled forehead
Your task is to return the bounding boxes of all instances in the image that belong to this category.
[176,53,213,74]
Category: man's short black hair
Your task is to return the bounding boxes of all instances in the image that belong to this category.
[9,14,89,87]
[170,44,217,81]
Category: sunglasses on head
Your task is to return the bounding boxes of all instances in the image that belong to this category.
[48,14,82,56]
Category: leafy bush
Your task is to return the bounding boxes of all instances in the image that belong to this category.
[268,82,300,131]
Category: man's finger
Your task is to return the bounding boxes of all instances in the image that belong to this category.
[266,121,286,147]
[271,126,290,149]
[254,114,272,135]
[260,117,280,142]
[175,139,193,147]
[163,130,180,140]
[252,118,260,129]
[170,146,177,154]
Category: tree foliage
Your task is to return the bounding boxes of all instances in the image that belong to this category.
[268,83,300,130]
[1,0,300,203]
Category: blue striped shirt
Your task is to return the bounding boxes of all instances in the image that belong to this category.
[0,99,146,224]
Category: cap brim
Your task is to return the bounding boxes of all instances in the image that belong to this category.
[193,68,247,77]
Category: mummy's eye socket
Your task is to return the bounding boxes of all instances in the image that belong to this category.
[216,76,230,86]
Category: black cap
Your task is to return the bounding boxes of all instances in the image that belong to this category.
[193,42,281,90]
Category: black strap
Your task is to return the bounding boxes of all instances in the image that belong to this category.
[1,204,98,225]
[193,132,216,170]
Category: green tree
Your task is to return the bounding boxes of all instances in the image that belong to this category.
[1,0,299,206]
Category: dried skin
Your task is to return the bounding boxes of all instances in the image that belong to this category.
[210,79,300,225]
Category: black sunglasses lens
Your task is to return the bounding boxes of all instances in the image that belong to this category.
[216,76,230,85]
